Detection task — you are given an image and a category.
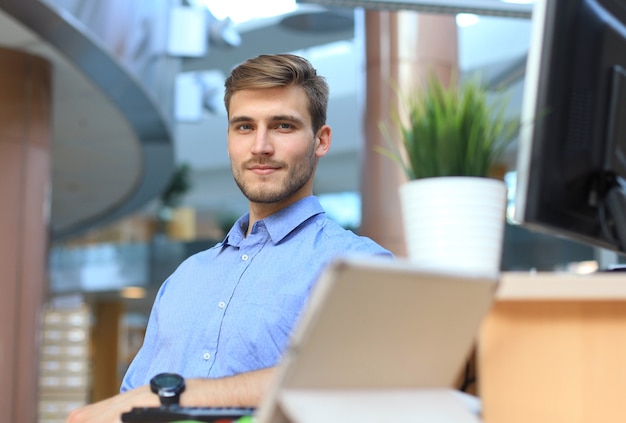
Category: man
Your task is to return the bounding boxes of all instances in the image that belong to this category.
[67,53,392,423]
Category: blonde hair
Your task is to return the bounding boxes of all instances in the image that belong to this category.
[224,54,329,133]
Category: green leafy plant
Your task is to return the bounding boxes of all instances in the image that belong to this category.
[378,75,518,180]
[159,163,192,212]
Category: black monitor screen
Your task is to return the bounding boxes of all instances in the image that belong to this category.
[515,0,626,254]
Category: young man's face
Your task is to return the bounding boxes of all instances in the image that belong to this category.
[227,85,331,208]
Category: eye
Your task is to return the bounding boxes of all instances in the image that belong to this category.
[236,123,253,131]
[276,123,294,131]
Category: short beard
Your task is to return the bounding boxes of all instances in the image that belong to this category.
[232,147,317,204]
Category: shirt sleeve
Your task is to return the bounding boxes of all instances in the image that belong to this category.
[119,281,166,392]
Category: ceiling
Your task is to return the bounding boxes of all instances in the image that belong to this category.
[0,0,533,244]
[298,0,533,17]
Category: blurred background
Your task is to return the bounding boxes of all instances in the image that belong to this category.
[0,1,614,421]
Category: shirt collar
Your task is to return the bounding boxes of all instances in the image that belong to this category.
[223,196,324,246]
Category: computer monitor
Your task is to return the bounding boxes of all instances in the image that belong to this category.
[515,0,626,255]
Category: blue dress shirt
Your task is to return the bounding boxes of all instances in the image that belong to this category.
[121,196,392,391]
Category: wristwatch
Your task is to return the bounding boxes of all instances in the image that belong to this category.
[150,372,186,407]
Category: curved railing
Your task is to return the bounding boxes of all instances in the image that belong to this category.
[0,0,176,241]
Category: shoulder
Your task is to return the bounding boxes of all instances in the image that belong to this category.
[315,216,393,257]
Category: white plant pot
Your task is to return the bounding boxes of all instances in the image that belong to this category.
[399,177,508,279]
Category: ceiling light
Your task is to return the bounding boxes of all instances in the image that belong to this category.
[208,17,242,47]
[120,287,147,299]
[456,13,480,27]
[197,0,297,24]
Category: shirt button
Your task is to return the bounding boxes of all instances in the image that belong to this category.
[203,352,211,360]
[241,254,249,261]
[218,301,226,309]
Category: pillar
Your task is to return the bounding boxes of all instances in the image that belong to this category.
[0,47,51,422]
[359,11,459,256]
[92,300,123,401]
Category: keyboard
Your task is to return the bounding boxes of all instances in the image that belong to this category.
[121,406,256,422]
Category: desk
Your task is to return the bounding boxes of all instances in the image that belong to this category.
[479,272,626,423]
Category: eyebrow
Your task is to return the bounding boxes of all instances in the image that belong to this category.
[229,114,306,127]
[228,115,252,126]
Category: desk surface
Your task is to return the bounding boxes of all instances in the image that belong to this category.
[498,271,626,300]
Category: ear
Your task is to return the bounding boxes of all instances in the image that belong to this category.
[314,125,332,158]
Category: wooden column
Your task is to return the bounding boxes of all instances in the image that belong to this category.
[91,300,124,401]
[0,47,51,422]
[359,11,459,256]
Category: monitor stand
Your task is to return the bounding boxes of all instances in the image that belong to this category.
[602,65,626,252]
[605,179,626,252]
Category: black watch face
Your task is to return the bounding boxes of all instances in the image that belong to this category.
[153,373,184,389]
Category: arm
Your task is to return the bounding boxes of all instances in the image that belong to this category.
[183,367,275,407]
[65,367,276,423]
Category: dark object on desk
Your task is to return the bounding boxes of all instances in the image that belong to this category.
[601,265,626,272]
[121,406,256,422]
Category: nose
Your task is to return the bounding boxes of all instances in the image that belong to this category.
[250,127,273,155]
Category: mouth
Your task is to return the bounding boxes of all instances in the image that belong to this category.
[248,164,281,176]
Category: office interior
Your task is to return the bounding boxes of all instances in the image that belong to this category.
[1,0,622,422]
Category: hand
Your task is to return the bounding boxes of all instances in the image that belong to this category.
[66,385,159,423]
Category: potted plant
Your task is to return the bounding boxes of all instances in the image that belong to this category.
[155,163,193,236]
[379,74,518,278]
